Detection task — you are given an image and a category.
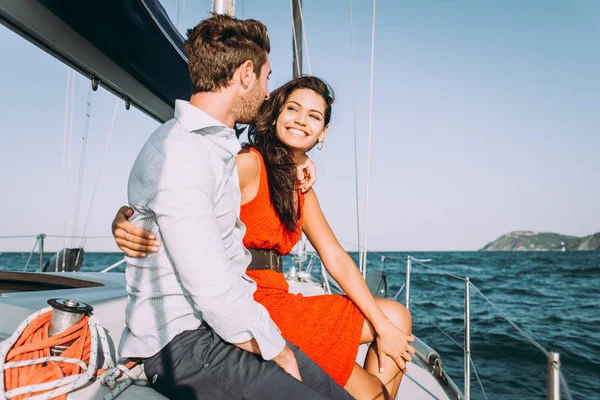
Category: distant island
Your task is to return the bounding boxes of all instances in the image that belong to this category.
[480,231,600,251]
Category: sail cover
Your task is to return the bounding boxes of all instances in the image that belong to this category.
[0,0,191,122]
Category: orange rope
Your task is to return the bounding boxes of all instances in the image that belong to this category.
[4,311,141,400]
[4,311,90,400]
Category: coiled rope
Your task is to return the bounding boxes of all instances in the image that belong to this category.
[0,307,146,400]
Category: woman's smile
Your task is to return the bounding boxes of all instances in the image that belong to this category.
[275,88,328,153]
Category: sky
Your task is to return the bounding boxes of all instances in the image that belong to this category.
[1,0,599,252]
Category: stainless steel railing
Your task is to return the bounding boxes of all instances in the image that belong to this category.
[404,255,570,400]
[0,233,112,272]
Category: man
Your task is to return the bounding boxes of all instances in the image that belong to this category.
[119,14,352,400]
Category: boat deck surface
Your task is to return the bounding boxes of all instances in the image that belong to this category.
[0,271,458,399]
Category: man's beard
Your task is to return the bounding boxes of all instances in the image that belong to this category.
[233,81,264,125]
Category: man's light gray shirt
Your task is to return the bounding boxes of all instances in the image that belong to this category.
[119,100,285,361]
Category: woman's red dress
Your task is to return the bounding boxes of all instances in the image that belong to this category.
[241,147,364,386]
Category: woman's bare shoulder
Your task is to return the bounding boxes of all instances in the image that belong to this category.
[237,147,261,188]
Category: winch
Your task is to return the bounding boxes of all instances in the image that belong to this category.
[47,298,93,356]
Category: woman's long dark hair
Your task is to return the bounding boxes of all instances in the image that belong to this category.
[248,76,334,233]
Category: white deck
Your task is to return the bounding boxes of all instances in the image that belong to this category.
[0,271,459,399]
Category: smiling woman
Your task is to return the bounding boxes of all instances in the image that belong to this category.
[275,89,329,152]
[249,76,334,232]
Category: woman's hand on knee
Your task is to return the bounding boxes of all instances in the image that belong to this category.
[374,319,415,374]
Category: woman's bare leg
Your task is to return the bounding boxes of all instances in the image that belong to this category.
[360,298,412,399]
[344,363,390,400]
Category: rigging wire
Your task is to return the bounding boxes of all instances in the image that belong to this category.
[289,0,301,78]
[60,68,76,272]
[559,370,574,400]
[348,0,362,261]
[288,0,338,233]
[177,0,187,32]
[318,147,337,233]
[0,235,39,239]
[46,235,111,239]
[296,0,312,74]
[410,303,464,351]
[360,0,377,278]
[22,237,40,272]
[78,100,119,250]
[469,283,548,357]
[56,68,71,254]
[71,85,94,246]
[470,357,490,400]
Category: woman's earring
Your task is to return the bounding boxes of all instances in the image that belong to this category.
[317,141,324,150]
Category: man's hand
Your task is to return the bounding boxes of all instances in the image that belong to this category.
[272,345,303,382]
[234,341,302,382]
[297,156,316,193]
[112,206,161,257]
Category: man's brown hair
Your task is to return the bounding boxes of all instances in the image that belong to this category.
[185,14,270,93]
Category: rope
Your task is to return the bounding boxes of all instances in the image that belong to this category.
[78,100,119,249]
[348,0,362,262]
[0,307,147,400]
[360,0,377,279]
[469,283,548,357]
[0,236,39,239]
[71,85,94,247]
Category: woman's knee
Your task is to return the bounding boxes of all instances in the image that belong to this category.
[345,364,390,400]
[377,298,412,334]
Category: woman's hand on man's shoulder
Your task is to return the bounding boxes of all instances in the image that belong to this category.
[297,155,316,193]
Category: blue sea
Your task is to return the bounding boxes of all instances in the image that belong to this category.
[1,251,598,399]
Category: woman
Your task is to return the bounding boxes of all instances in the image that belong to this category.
[112,76,414,400]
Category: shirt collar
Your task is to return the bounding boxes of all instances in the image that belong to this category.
[174,100,241,159]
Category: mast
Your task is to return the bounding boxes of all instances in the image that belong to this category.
[212,0,236,16]
[292,0,303,78]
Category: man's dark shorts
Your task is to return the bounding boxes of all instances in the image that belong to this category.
[143,322,354,399]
